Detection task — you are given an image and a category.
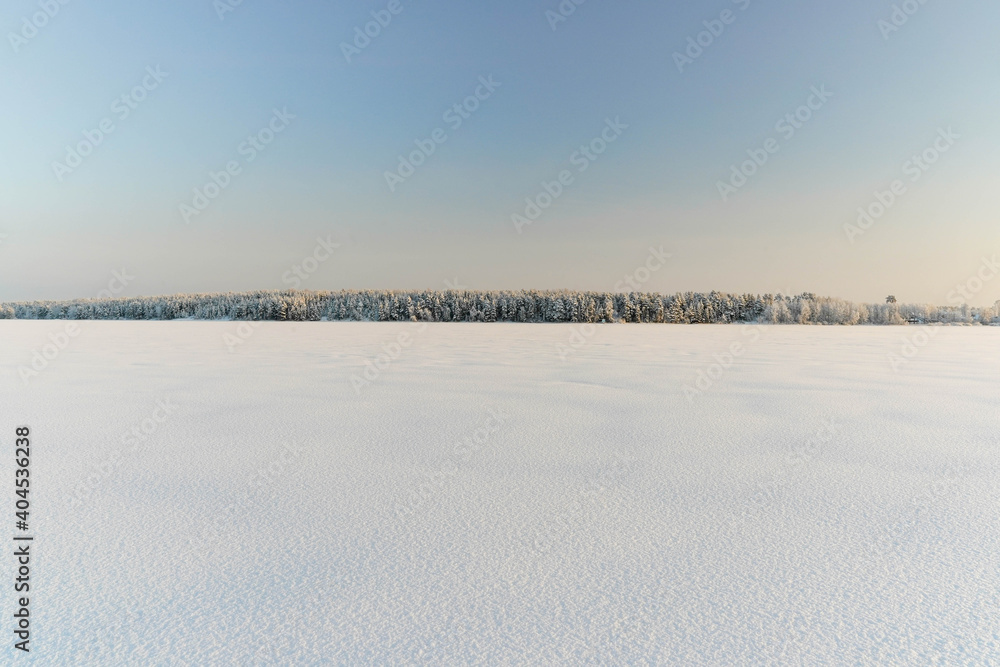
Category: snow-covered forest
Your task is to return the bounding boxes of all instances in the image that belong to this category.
[2,290,997,325]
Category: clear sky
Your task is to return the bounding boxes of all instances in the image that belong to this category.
[1,0,998,304]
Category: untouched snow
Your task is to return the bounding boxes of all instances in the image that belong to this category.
[1,322,998,665]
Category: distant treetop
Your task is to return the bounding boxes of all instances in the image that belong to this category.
[1,290,997,325]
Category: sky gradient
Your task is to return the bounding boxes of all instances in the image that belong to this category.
[1,0,998,304]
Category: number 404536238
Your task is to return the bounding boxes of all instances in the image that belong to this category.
[15,426,30,531]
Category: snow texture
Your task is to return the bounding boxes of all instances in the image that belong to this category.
[1,322,998,665]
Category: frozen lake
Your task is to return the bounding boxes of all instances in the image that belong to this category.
[2,322,998,664]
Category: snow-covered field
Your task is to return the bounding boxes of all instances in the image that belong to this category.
[1,321,998,665]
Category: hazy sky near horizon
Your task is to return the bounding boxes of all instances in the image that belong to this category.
[1,0,998,304]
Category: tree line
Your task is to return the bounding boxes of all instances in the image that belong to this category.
[1,290,997,325]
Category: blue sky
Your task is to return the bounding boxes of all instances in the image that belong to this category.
[1,0,998,304]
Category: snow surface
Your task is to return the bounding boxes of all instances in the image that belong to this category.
[1,321,998,665]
